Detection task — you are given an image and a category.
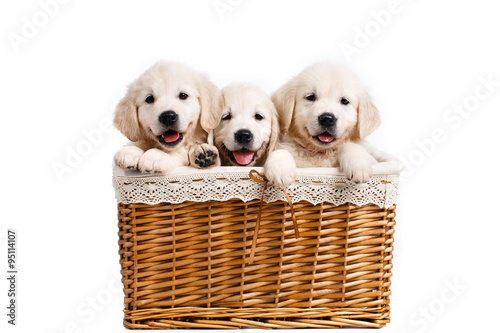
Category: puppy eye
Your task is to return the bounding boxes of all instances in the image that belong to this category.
[305,93,316,102]
[255,114,264,120]
[179,92,189,100]
[145,95,155,104]
[341,97,350,105]
[222,113,232,121]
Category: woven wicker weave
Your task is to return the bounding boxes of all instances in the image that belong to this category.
[116,165,398,329]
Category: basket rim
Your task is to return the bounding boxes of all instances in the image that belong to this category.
[112,162,401,208]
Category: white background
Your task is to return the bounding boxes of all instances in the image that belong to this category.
[1,0,499,332]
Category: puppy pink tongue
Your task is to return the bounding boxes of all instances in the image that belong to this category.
[233,150,255,165]
[163,131,179,143]
[318,133,334,142]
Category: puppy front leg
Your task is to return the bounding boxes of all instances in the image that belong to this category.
[189,143,221,168]
[338,142,377,183]
[264,149,297,189]
[137,148,184,173]
[114,143,145,169]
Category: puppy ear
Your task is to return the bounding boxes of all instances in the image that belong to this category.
[355,93,381,140]
[271,80,295,132]
[198,78,222,133]
[113,90,141,142]
[266,103,280,158]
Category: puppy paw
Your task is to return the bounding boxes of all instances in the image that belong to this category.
[190,144,220,168]
[339,142,378,184]
[114,145,144,169]
[340,153,376,184]
[137,148,176,173]
[343,162,373,184]
[264,149,297,188]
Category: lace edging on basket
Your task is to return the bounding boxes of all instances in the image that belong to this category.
[113,170,399,208]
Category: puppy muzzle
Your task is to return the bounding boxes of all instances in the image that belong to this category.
[157,110,184,146]
[314,113,337,143]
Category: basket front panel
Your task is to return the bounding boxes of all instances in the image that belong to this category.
[118,200,395,329]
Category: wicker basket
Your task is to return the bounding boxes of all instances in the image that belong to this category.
[113,162,402,329]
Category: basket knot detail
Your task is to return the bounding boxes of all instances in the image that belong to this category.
[248,169,299,264]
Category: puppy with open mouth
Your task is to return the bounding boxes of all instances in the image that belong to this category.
[267,61,394,186]
[212,82,279,168]
[113,61,221,173]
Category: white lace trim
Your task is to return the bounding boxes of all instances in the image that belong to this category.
[113,164,401,208]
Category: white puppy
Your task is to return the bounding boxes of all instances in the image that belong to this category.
[113,61,221,173]
[212,82,279,168]
[269,61,386,185]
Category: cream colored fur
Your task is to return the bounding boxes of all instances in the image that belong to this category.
[211,82,279,167]
[268,62,383,185]
[113,61,220,173]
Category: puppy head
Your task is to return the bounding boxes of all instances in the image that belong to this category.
[272,62,380,151]
[113,61,220,150]
[214,83,278,166]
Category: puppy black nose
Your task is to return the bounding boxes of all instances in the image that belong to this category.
[234,129,253,144]
[318,113,336,128]
[159,111,178,126]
